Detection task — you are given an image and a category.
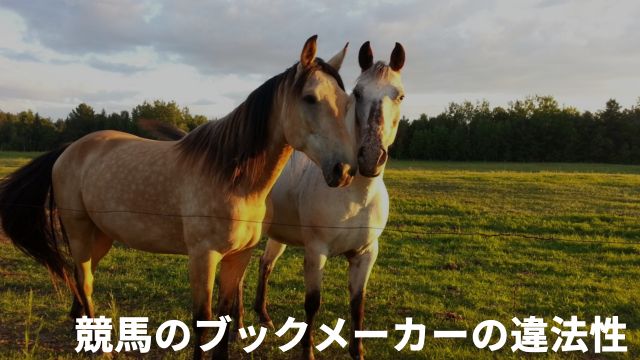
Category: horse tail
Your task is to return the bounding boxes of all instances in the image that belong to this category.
[0,145,76,290]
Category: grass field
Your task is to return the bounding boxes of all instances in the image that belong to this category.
[1,153,639,359]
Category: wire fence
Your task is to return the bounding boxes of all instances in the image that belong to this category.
[1,202,639,247]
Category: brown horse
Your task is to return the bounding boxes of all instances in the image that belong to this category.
[0,35,356,359]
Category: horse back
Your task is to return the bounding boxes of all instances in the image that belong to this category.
[52,131,190,253]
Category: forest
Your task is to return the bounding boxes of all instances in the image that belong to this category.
[0,100,207,151]
[390,96,640,164]
[1,96,639,164]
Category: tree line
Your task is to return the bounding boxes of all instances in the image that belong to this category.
[1,96,639,164]
[389,96,640,164]
[0,100,207,151]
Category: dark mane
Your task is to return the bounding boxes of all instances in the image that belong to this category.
[176,58,344,188]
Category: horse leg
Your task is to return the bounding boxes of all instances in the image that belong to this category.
[64,217,100,319]
[301,248,327,360]
[189,249,221,360]
[68,290,83,319]
[228,249,255,342]
[254,238,287,329]
[346,242,379,360]
[69,230,113,319]
[228,281,243,343]
[212,248,253,359]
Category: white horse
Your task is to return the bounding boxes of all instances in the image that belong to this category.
[254,41,405,360]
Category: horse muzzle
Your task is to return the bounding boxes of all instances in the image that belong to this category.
[324,161,356,187]
[357,146,387,177]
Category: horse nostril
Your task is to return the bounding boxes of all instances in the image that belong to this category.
[341,163,355,178]
[377,148,388,167]
[333,162,344,178]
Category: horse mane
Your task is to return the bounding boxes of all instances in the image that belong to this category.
[358,61,391,82]
[176,58,344,188]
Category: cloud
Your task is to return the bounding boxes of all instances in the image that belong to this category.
[0,48,41,62]
[0,83,52,100]
[1,0,156,54]
[190,98,217,106]
[75,90,140,103]
[0,0,639,119]
[86,58,149,74]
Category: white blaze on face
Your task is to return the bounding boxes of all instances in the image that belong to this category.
[380,70,404,148]
[354,62,405,174]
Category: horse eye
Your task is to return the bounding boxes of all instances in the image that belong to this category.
[303,95,317,104]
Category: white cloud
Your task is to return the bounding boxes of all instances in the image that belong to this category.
[0,0,639,120]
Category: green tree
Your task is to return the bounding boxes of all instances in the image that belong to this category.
[63,103,97,142]
[132,100,207,132]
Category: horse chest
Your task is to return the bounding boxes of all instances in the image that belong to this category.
[306,198,384,256]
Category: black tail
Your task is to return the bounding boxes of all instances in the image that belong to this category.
[0,145,73,285]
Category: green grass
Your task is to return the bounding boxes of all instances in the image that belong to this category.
[390,160,640,174]
[0,151,41,179]
[1,153,639,359]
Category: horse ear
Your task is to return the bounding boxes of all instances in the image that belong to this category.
[389,42,405,72]
[327,42,348,71]
[300,35,318,68]
[358,41,373,72]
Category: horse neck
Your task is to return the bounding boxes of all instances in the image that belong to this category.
[351,166,386,196]
[238,99,293,199]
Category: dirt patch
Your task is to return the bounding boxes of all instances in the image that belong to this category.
[442,262,461,271]
[445,285,462,296]
[517,270,536,277]
[436,311,464,321]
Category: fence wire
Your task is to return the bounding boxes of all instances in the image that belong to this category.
[1,202,639,247]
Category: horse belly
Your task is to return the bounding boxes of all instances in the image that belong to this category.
[91,212,188,254]
[264,195,305,246]
[265,222,305,247]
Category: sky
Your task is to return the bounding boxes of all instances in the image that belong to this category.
[0,0,638,120]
